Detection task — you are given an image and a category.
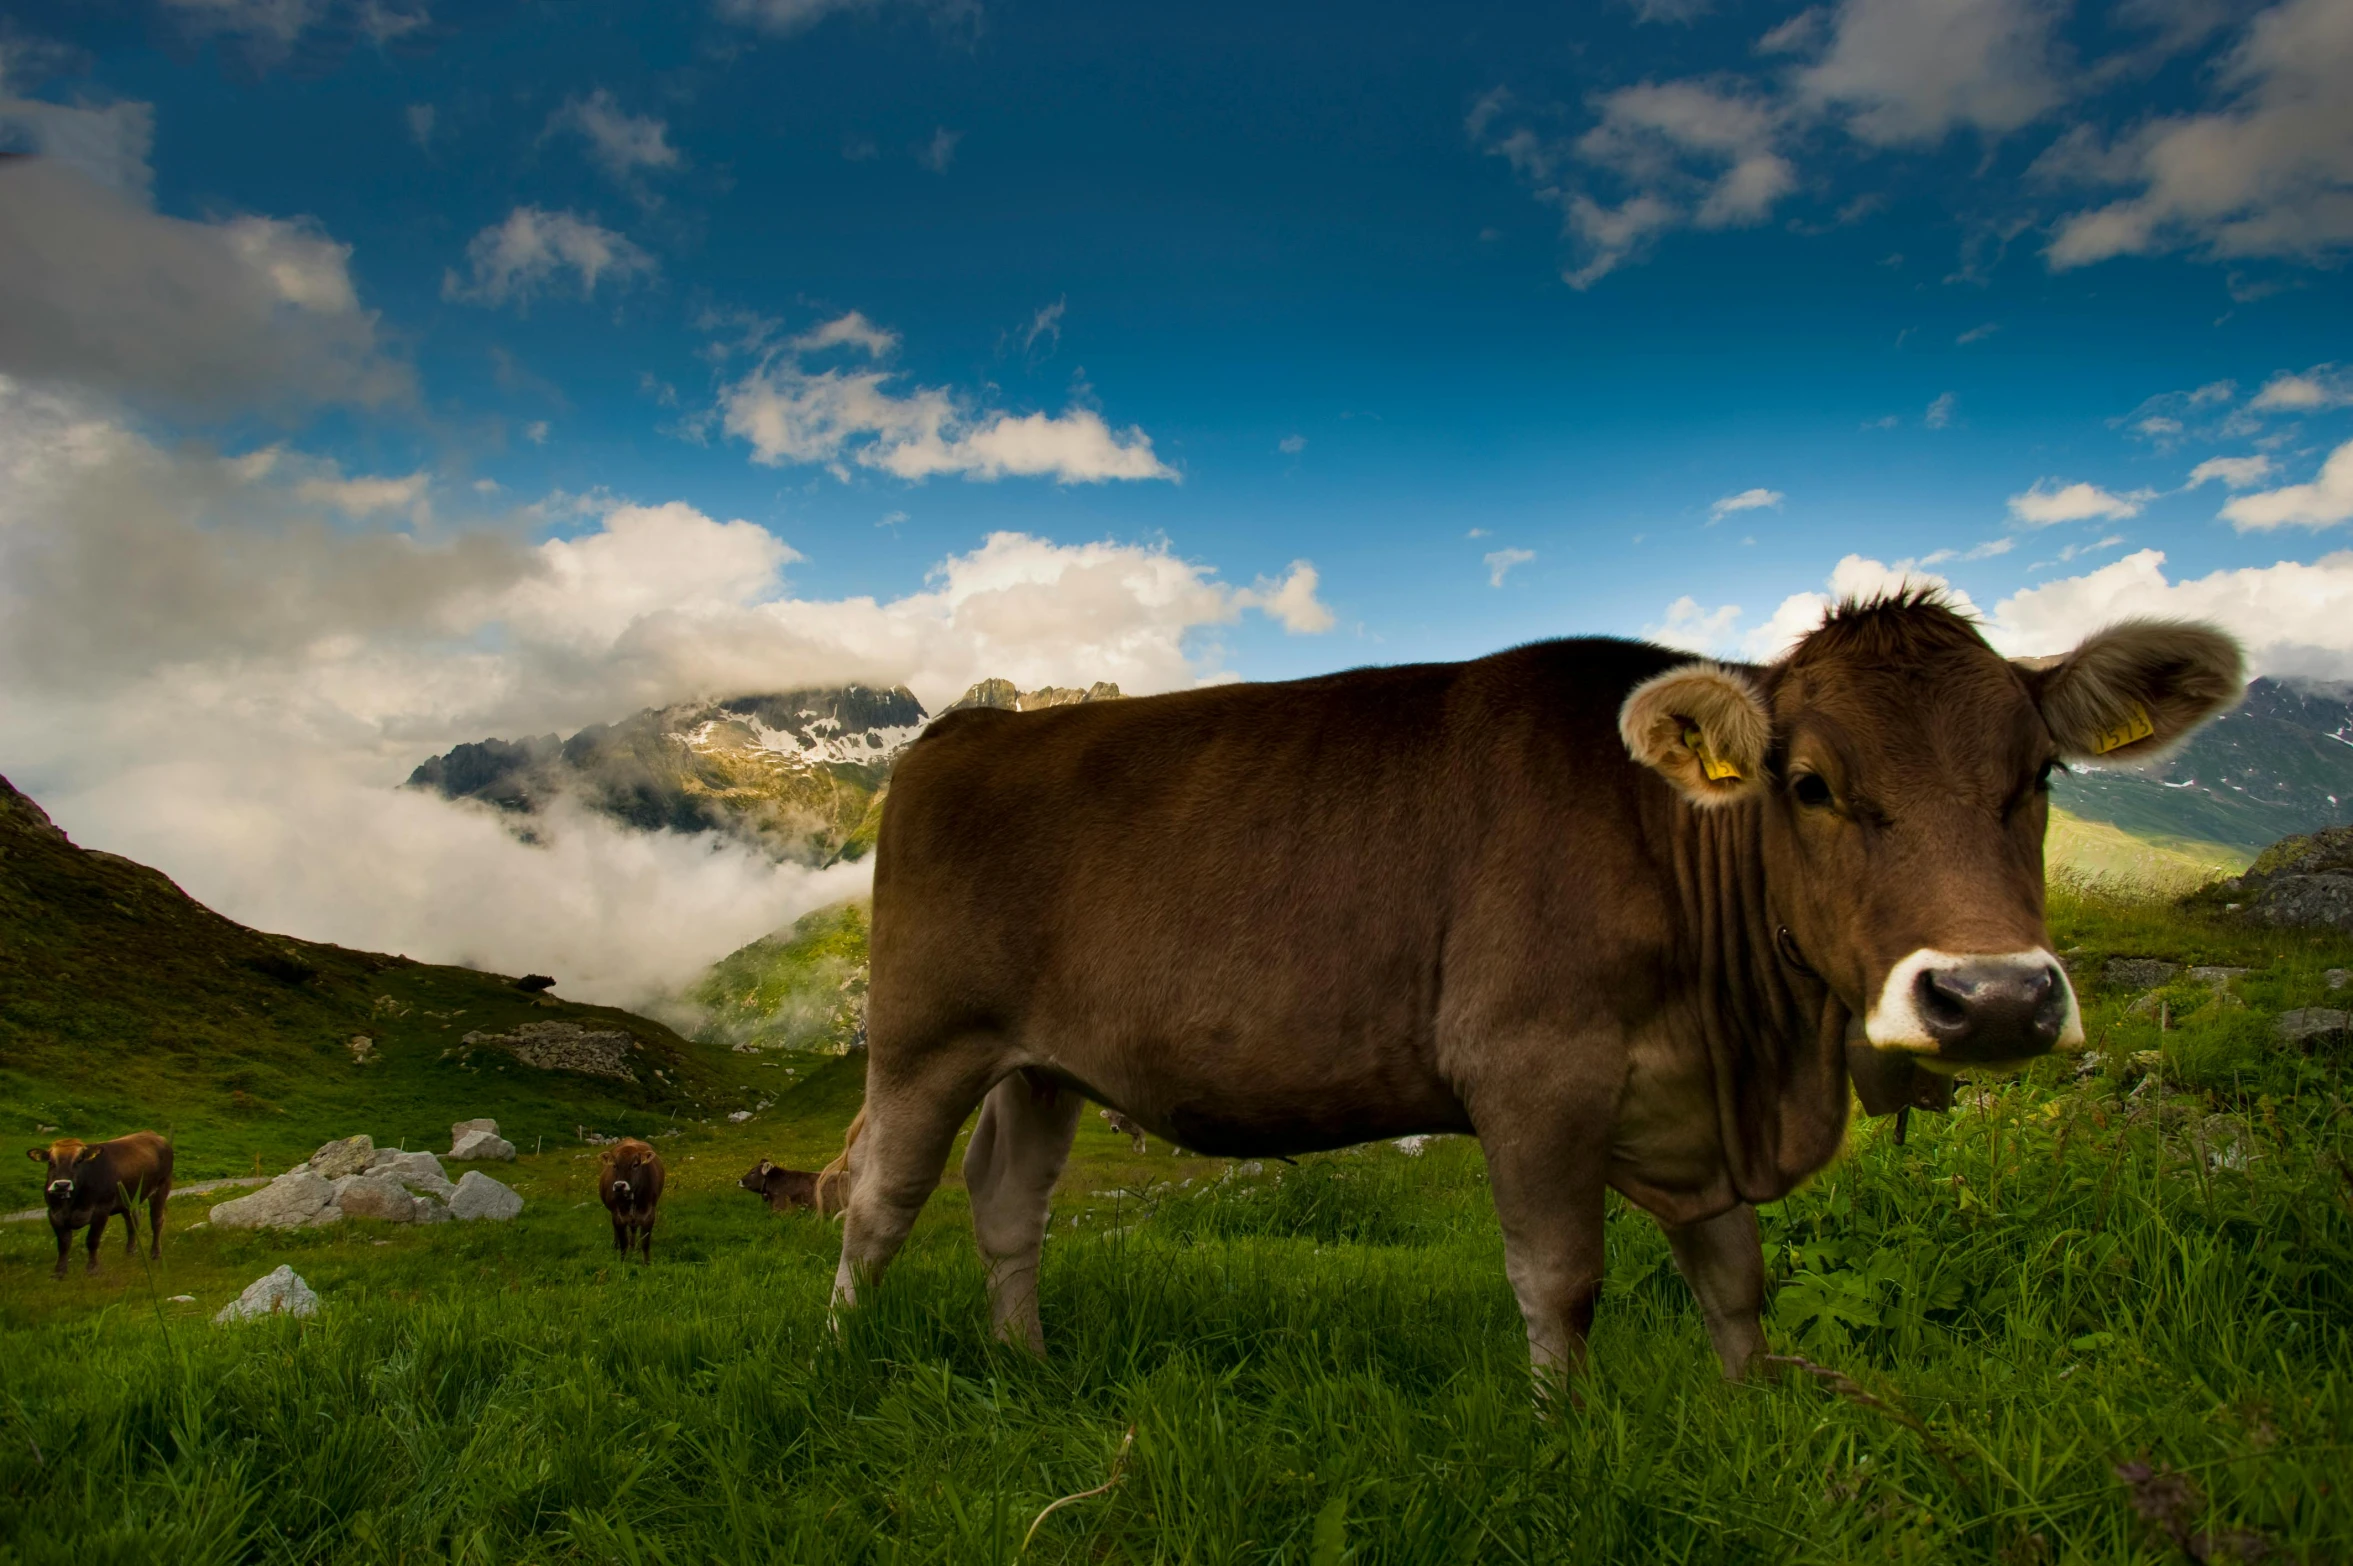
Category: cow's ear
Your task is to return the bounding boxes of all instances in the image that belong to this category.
[2021,620,2245,764]
[25,1148,45,1163]
[1620,661,1770,806]
[758,1160,773,1174]
[74,1146,100,1163]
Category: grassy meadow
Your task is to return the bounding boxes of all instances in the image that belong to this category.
[4,878,2352,1563]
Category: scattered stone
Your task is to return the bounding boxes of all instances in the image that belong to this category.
[369,1148,447,1182]
[307,1134,375,1180]
[452,1117,499,1140]
[2277,1009,2350,1050]
[727,1110,752,1123]
[1392,1135,1432,1156]
[1237,1161,1266,1176]
[167,1294,194,1303]
[450,1128,517,1161]
[207,1169,341,1230]
[2191,826,2353,935]
[459,1020,640,1081]
[2105,958,2180,990]
[215,1265,319,1323]
[332,1173,447,1224]
[347,1034,375,1063]
[2187,966,2251,988]
[448,1170,524,1221]
[2327,969,2349,991]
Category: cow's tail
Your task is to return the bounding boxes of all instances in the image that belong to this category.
[814,1106,867,1220]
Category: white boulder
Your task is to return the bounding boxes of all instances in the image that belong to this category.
[332,1173,447,1224]
[215,1265,320,1323]
[450,1128,517,1161]
[207,1169,341,1230]
[448,1170,524,1221]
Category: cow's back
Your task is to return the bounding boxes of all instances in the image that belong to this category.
[96,1133,172,1198]
[872,640,1679,1153]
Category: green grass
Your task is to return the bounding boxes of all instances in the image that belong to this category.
[4,883,2352,1562]
[684,901,870,1055]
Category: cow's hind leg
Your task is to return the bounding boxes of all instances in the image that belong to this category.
[1664,1202,1766,1380]
[962,1069,1083,1354]
[148,1192,167,1260]
[84,1212,107,1274]
[832,1047,998,1313]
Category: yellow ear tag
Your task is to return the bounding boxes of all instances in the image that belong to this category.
[1682,724,1745,783]
[2092,704,2155,754]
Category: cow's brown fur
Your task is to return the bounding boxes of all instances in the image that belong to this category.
[738,1160,826,1213]
[27,1132,173,1280]
[832,599,2241,1386]
[597,1139,665,1262]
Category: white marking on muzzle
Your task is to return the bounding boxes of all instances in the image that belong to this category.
[1863,947,2083,1052]
[47,1181,72,1201]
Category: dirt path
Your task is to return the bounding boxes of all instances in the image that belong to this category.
[3,1175,270,1223]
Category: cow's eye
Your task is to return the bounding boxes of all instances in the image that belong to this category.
[1791,772,1834,809]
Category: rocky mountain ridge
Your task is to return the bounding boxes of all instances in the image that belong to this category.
[407,678,1124,865]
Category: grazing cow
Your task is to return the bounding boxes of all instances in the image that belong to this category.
[828,596,2243,1390]
[597,1139,665,1262]
[27,1132,174,1280]
[738,1159,827,1214]
[1098,1108,1149,1154]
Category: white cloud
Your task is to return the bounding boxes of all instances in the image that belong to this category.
[406,102,435,148]
[292,469,430,517]
[1485,547,1535,586]
[0,157,408,414]
[1022,298,1065,355]
[1646,595,1742,652]
[1791,0,2067,145]
[1710,486,1785,519]
[916,126,961,174]
[2217,439,2353,530]
[1278,433,1307,455]
[548,90,683,193]
[714,0,953,34]
[2187,454,2275,488]
[1957,321,2000,344]
[1236,562,1337,633]
[2046,0,2353,268]
[1987,546,2353,681]
[524,419,551,445]
[0,384,1316,1004]
[2007,478,2154,525]
[0,90,154,197]
[1473,80,1796,288]
[159,0,429,59]
[2250,364,2353,411]
[1918,536,2017,563]
[716,312,1174,484]
[442,207,657,309]
[1925,390,1957,428]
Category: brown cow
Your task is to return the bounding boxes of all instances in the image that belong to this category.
[738,1159,827,1214]
[1098,1108,1149,1154]
[597,1139,665,1262]
[827,596,2242,1391]
[27,1132,174,1280]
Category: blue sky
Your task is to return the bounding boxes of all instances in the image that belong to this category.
[1,0,2350,992]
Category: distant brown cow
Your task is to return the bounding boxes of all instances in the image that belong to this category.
[27,1132,173,1280]
[597,1139,665,1262]
[738,1159,826,1214]
[828,596,2243,1393]
[1098,1108,1149,1154]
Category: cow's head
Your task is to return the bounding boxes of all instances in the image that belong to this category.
[1624,596,2243,1074]
[26,1141,94,1205]
[604,1141,657,1200]
[739,1159,776,1194]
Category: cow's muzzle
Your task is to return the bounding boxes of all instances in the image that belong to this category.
[46,1180,72,1202]
[1865,948,2080,1070]
[612,1179,633,1203]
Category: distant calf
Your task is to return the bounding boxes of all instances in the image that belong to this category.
[1098,1108,1149,1154]
[28,1133,173,1280]
[739,1159,827,1214]
[598,1139,665,1262]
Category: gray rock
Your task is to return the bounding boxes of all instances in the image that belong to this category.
[2105,958,2180,990]
[451,1117,499,1143]
[450,1129,517,1162]
[2187,965,2251,988]
[332,1173,436,1224]
[215,1265,319,1323]
[2238,873,2353,935]
[207,1170,340,1230]
[2277,1008,2350,1049]
[448,1170,523,1221]
[368,1149,449,1183]
[2326,968,2349,991]
[460,1020,642,1081]
[307,1134,375,1180]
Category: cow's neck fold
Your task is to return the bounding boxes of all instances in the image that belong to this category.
[1665,798,1850,1204]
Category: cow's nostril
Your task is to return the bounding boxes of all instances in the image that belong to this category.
[2029,964,2067,1041]
[1915,967,1974,1038]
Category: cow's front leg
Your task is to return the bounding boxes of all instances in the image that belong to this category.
[84,1212,106,1274]
[1663,1202,1766,1379]
[1475,1101,1614,1407]
[51,1221,70,1281]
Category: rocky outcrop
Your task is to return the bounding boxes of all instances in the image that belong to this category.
[207,1144,470,1228]
[461,1022,639,1082]
[307,1134,375,1179]
[2192,826,2353,935]
[449,1170,524,1221]
[216,1265,319,1323]
[942,679,1123,713]
[333,1173,448,1224]
[208,1170,340,1229]
[2278,1009,2350,1050]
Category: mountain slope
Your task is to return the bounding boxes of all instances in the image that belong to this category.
[409,679,1123,865]
[0,777,764,1177]
[2051,677,2353,854]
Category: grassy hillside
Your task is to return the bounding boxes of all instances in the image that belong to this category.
[4,875,2350,1560]
[2045,806,2251,891]
[0,776,773,1177]
[683,900,871,1054]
